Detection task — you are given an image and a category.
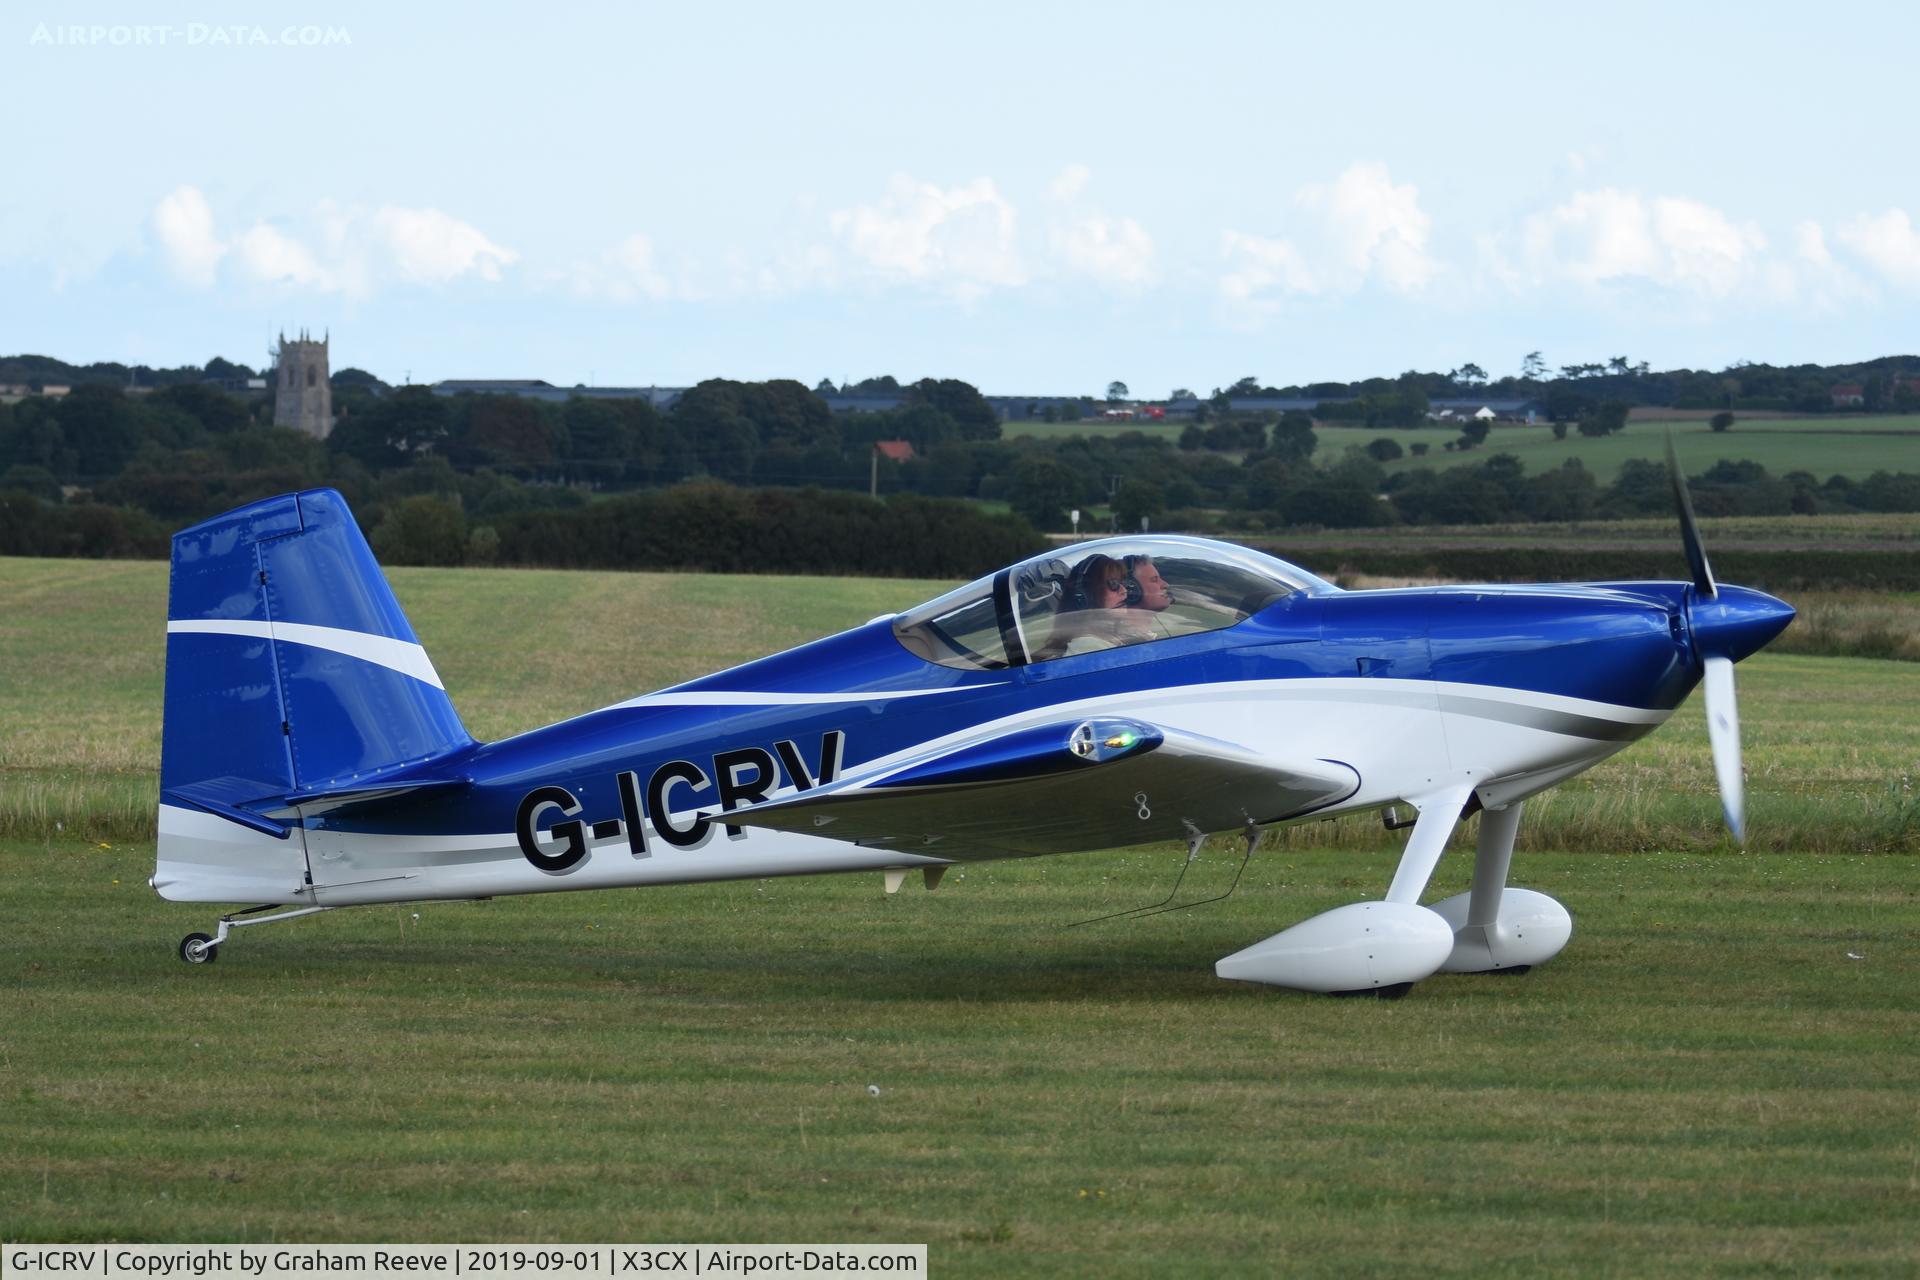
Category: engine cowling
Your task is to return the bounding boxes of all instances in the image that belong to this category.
[1426,887,1572,973]
[1214,901,1453,993]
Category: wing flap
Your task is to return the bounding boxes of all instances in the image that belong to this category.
[730,718,1359,857]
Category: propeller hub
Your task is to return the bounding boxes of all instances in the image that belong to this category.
[1689,586,1795,663]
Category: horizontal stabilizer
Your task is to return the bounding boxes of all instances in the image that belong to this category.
[282,775,470,814]
[730,717,1359,857]
[164,774,471,837]
[162,778,292,840]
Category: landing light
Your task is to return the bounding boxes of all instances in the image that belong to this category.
[1070,719,1159,763]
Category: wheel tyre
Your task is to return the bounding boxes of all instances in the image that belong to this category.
[179,932,218,964]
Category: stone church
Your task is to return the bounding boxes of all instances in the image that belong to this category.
[273,330,333,438]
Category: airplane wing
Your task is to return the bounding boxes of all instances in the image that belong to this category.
[727,717,1359,857]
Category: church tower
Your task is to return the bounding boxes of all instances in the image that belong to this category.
[273,329,333,439]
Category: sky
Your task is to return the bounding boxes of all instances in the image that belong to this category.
[5,1,1919,396]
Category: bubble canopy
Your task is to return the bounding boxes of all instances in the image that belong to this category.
[893,536,1336,671]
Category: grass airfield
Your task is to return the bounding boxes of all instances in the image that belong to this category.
[2,555,1918,1271]
[6,841,1918,1272]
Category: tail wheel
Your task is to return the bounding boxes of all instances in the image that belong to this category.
[178,932,218,964]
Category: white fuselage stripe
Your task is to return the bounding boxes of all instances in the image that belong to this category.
[611,686,1003,709]
[264,677,1671,859]
[167,619,444,690]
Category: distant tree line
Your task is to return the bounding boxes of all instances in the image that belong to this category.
[1205,351,1920,418]
[4,355,1920,577]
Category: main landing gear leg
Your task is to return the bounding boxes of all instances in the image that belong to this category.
[1470,803,1523,930]
[1430,801,1574,974]
[1385,783,1478,905]
[1216,783,1476,995]
[178,904,332,964]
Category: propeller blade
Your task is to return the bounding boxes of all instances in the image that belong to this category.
[1703,655,1745,844]
[1666,431,1716,598]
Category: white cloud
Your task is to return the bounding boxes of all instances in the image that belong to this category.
[605,233,671,298]
[1650,196,1766,294]
[145,186,516,294]
[1048,163,1092,202]
[554,232,673,301]
[1836,208,1920,289]
[1218,230,1317,300]
[1218,162,1436,304]
[234,223,329,288]
[1516,189,1764,295]
[152,185,226,287]
[369,206,517,284]
[1051,215,1155,287]
[830,175,1025,300]
[1795,219,1832,265]
[1300,161,1436,292]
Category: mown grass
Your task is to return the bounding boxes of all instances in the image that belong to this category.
[2,840,1917,1272]
[2,554,1918,1268]
[4,557,1915,851]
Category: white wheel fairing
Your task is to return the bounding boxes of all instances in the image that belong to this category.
[1427,888,1573,973]
[1214,902,1455,992]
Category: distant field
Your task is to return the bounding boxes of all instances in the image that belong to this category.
[3,556,1916,851]
[1005,414,1920,481]
[1264,511,1920,552]
[1235,512,1920,595]
[1002,418,1186,443]
[1356,416,1920,483]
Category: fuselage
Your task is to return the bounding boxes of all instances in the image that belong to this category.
[254,578,1727,907]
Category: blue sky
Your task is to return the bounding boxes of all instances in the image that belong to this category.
[5,1,1918,394]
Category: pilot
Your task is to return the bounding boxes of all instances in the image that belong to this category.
[1107,554,1178,642]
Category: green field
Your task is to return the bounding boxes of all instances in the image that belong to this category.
[3,555,1918,1269]
[1006,414,1920,482]
[1264,512,1920,552]
[1003,418,1187,444]
[2,557,1917,850]
[1357,416,1920,483]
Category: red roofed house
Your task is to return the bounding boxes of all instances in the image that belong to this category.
[874,439,916,462]
[1830,382,1865,407]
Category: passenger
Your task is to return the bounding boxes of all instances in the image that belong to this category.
[1034,555,1124,659]
[1037,553,1177,657]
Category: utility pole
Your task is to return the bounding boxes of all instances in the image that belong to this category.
[870,445,878,499]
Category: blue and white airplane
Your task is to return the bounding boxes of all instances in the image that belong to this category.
[154,472,1792,996]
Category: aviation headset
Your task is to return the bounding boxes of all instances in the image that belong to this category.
[1064,554,1148,609]
[1114,555,1150,607]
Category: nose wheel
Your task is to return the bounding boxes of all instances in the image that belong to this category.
[178,932,218,963]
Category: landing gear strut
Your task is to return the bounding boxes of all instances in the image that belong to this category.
[176,904,332,964]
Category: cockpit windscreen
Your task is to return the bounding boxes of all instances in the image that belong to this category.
[892,537,1330,671]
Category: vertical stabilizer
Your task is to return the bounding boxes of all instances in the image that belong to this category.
[156,489,472,902]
